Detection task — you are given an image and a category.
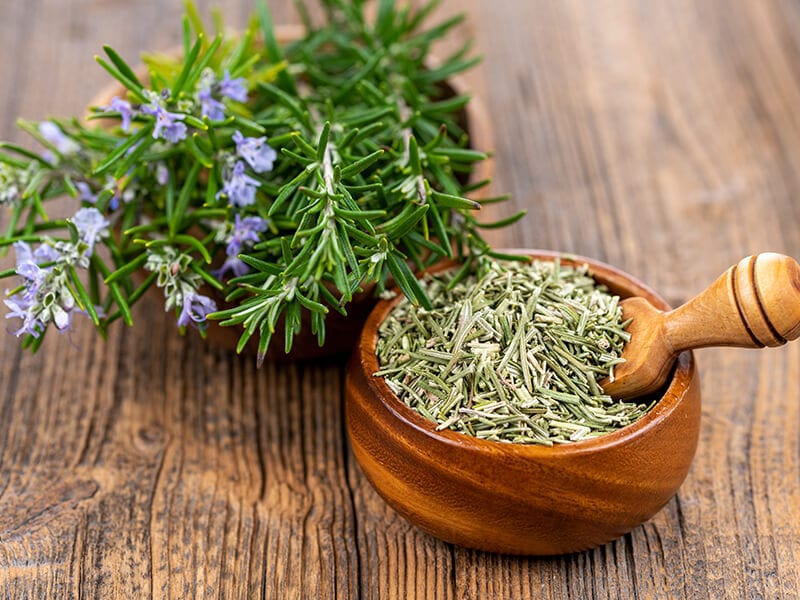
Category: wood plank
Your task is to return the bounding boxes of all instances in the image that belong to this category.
[0,0,799,598]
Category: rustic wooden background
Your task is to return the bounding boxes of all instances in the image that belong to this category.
[1,0,799,598]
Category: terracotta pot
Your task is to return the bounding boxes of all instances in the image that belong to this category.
[346,250,701,555]
[89,25,494,361]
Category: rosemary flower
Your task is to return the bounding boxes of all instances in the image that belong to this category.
[0,164,26,205]
[198,87,225,121]
[142,91,187,143]
[76,182,98,204]
[218,70,248,102]
[13,241,53,291]
[144,247,216,328]
[177,291,217,328]
[213,214,269,278]
[102,96,134,132]
[4,296,43,337]
[71,207,110,254]
[195,69,247,120]
[232,131,276,173]
[155,163,169,186]
[217,160,260,207]
[5,241,76,336]
[145,247,195,302]
[39,121,79,155]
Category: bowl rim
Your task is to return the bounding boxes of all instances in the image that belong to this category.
[356,248,698,458]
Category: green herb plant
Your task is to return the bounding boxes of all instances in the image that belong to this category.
[0,0,521,363]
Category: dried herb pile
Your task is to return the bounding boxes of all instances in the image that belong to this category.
[375,258,654,445]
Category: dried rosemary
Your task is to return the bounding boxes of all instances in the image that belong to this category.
[375,257,655,445]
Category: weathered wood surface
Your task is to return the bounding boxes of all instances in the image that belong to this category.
[1,0,799,598]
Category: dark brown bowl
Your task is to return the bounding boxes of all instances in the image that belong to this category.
[345,250,701,555]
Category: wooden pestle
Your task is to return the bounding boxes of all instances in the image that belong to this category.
[602,253,800,400]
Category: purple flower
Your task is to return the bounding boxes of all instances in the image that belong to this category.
[71,207,110,254]
[76,182,98,204]
[105,96,134,132]
[14,241,52,294]
[217,161,260,208]
[162,120,188,144]
[39,121,79,155]
[156,163,169,186]
[4,295,43,337]
[232,131,276,174]
[108,184,126,211]
[78,177,131,210]
[5,242,70,337]
[212,214,269,279]
[198,87,226,121]
[15,262,45,291]
[14,239,59,270]
[14,240,35,267]
[5,290,70,335]
[177,291,217,328]
[33,244,60,264]
[227,214,268,255]
[49,298,74,331]
[218,70,248,102]
[141,102,187,143]
[212,256,250,279]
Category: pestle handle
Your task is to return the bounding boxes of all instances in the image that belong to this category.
[664,253,800,352]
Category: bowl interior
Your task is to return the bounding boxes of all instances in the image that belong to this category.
[360,250,693,456]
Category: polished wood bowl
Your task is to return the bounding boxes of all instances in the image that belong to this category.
[345,250,701,555]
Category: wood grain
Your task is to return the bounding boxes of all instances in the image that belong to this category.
[0,0,799,598]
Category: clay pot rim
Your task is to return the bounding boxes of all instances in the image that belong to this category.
[355,248,697,458]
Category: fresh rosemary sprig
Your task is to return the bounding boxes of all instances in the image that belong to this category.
[0,0,522,362]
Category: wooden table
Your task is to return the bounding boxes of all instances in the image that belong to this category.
[1,1,799,598]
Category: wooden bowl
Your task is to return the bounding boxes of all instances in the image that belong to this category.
[345,250,701,555]
[88,25,494,361]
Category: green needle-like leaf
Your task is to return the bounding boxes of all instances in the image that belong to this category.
[377,203,429,240]
[94,56,148,103]
[94,124,153,176]
[172,36,203,97]
[0,142,51,165]
[256,0,297,94]
[105,253,148,284]
[476,210,527,229]
[340,149,384,179]
[375,0,397,38]
[170,161,202,238]
[386,251,432,310]
[68,266,101,327]
[430,190,480,210]
[103,45,144,89]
